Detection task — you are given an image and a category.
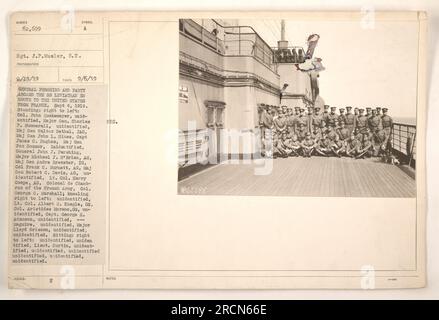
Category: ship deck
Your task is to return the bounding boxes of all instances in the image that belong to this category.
[178,157,416,197]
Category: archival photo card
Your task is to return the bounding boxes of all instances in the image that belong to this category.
[178,18,418,198]
[8,11,427,289]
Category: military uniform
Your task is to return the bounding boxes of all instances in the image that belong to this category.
[346,136,362,157]
[372,128,387,157]
[331,138,346,157]
[297,122,308,140]
[355,130,372,158]
[356,110,368,133]
[338,108,347,127]
[344,107,356,135]
[273,114,287,133]
[368,113,381,132]
[366,108,372,121]
[301,136,315,157]
[259,108,273,139]
[311,112,322,133]
[327,108,338,128]
[290,135,302,155]
[296,112,309,137]
[322,105,330,125]
[381,108,393,140]
[315,136,332,156]
[311,129,323,142]
[337,126,350,141]
[326,126,338,141]
[376,108,383,130]
[286,111,296,135]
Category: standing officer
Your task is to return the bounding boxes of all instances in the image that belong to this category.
[275,109,288,134]
[344,106,356,135]
[337,121,350,142]
[338,108,347,125]
[307,106,314,132]
[301,132,316,157]
[327,106,338,128]
[296,108,309,139]
[381,107,393,141]
[311,107,322,133]
[322,105,330,125]
[354,107,359,125]
[259,104,273,140]
[368,109,381,133]
[366,107,372,121]
[356,108,368,134]
[372,127,388,157]
[376,107,383,130]
[286,107,296,136]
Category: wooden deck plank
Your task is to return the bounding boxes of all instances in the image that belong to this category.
[178,157,416,197]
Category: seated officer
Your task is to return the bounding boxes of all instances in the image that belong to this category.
[283,133,301,157]
[345,134,362,158]
[311,126,323,142]
[297,122,308,140]
[272,133,284,158]
[372,127,388,157]
[353,127,363,143]
[289,133,302,156]
[278,132,292,157]
[301,132,316,157]
[357,128,373,159]
[326,122,339,141]
[337,121,350,142]
[331,135,346,158]
[315,133,332,157]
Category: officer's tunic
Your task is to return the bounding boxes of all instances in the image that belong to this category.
[356,115,368,133]
[337,127,350,141]
[368,115,381,132]
[344,113,356,135]
[381,115,393,139]
[326,113,338,128]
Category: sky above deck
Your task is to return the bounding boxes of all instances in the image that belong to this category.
[238,18,419,119]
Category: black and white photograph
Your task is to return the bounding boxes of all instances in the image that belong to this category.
[178,18,418,197]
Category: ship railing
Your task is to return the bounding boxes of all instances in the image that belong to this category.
[178,128,210,167]
[180,51,280,90]
[271,46,307,64]
[180,19,276,71]
[391,122,416,168]
[179,19,225,54]
[222,25,275,69]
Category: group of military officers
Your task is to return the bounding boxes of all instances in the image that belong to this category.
[258,104,394,159]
